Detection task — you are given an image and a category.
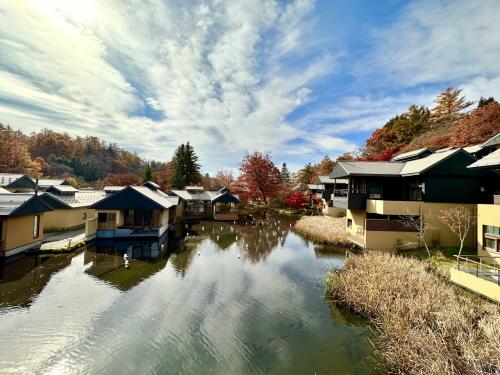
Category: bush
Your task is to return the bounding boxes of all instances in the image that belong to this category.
[294,216,349,246]
[326,252,500,374]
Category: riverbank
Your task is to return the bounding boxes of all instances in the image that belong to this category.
[325,252,500,374]
[294,216,350,246]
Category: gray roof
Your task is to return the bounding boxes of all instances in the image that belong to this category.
[480,132,500,148]
[308,184,325,190]
[131,186,179,208]
[185,186,204,191]
[316,175,339,184]
[0,187,11,194]
[0,173,24,186]
[468,149,500,169]
[464,144,483,154]
[331,161,404,178]
[37,178,67,188]
[103,186,126,193]
[391,147,431,161]
[43,190,107,208]
[170,189,219,201]
[399,149,458,176]
[331,149,464,178]
[48,185,78,193]
[0,193,32,215]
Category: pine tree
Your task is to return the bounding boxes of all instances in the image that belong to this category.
[477,97,496,108]
[170,143,202,189]
[431,87,473,123]
[141,162,154,182]
[280,163,291,183]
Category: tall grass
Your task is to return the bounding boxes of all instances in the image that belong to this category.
[294,216,350,246]
[326,252,500,374]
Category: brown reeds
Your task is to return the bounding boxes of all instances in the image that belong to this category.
[294,216,350,246]
[326,252,500,374]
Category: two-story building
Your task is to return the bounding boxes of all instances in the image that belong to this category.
[330,148,497,250]
[89,182,179,240]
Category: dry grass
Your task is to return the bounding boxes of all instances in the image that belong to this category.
[294,215,350,246]
[326,252,500,375]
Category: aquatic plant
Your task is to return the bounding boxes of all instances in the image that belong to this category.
[294,216,349,246]
[326,252,500,374]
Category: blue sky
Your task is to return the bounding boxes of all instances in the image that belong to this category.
[1,0,499,174]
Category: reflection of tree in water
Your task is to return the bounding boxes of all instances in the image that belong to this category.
[0,252,76,308]
[313,244,350,259]
[169,237,203,277]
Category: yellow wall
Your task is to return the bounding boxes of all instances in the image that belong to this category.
[366,199,421,216]
[44,208,96,231]
[1,214,44,254]
[477,204,500,263]
[365,230,418,251]
[346,209,366,237]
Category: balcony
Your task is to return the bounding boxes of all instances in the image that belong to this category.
[451,255,500,302]
[365,219,418,232]
[366,199,421,216]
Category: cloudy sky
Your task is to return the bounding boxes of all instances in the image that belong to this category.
[1,0,499,173]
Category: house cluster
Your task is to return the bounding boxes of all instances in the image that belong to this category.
[0,174,240,258]
[323,133,500,300]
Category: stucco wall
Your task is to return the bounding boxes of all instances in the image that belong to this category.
[477,204,500,263]
[346,209,366,237]
[44,208,96,231]
[2,214,44,253]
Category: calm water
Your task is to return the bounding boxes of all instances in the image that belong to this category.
[0,218,382,374]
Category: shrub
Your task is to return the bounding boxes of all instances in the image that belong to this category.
[294,216,349,246]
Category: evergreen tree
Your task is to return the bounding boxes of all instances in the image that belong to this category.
[142,162,154,182]
[477,96,496,108]
[297,163,315,188]
[280,163,291,183]
[170,142,202,189]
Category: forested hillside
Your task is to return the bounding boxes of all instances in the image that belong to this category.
[351,88,500,161]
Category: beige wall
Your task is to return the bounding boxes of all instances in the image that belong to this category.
[348,201,476,251]
[450,268,500,302]
[44,208,96,231]
[477,204,500,263]
[160,209,169,227]
[1,214,44,254]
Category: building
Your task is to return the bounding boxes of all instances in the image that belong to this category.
[330,148,497,250]
[39,186,107,231]
[312,175,349,217]
[89,182,179,240]
[0,193,53,257]
[169,186,240,221]
[0,173,70,193]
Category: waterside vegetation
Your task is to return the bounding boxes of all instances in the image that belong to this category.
[326,252,500,375]
[294,216,350,246]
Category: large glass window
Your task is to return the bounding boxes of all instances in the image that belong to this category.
[483,225,500,252]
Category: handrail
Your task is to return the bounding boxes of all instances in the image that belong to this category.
[454,255,500,286]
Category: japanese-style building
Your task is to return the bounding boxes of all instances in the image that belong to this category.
[330,148,498,250]
[169,186,240,221]
[89,182,180,240]
[0,173,70,193]
[0,193,53,257]
[39,186,107,231]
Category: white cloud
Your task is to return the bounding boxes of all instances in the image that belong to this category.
[0,0,338,172]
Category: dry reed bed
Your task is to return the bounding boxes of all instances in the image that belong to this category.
[326,252,500,375]
[294,216,350,246]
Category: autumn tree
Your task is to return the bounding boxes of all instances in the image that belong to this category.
[239,152,283,204]
[213,169,233,189]
[314,156,335,175]
[438,207,475,256]
[284,191,307,208]
[0,124,40,175]
[431,87,473,123]
[451,101,500,146]
[170,142,202,189]
[101,173,140,186]
[399,213,434,256]
[296,163,315,188]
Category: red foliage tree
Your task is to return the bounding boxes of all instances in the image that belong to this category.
[239,152,283,204]
[284,191,307,208]
[451,101,500,146]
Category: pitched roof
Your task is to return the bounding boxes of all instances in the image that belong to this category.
[467,148,500,169]
[391,147,432,161]
[0,193,52,217]
[331,161,405,178]
[480,132,500,148]
[399,149,459,176]
[92,186,179,210]
[42,190,107,208]
[37,178,67,188]
[0,187,11,194]
[46,185,78,194]
[0,173,24,187]
[316,175,338,184]
[103,186,126,193]
[464,144,483,154]
[130,186,179,208]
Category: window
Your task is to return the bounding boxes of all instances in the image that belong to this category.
[483,225,500,252]
[98,212,116,223]
[82,212,87,220]
[347,219,353,229]
[33,215,40,238]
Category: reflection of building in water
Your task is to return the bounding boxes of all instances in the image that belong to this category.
[84,238,172,291]
[0,252,74,307]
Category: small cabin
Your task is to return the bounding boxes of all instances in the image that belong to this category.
[0,193,53,257]
[169,187,240,221]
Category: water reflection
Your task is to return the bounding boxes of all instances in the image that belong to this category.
[0,217,382,374]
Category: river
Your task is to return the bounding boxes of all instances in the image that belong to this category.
[0,217,382,374]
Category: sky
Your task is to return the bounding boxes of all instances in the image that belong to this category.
[1,0,499,174]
